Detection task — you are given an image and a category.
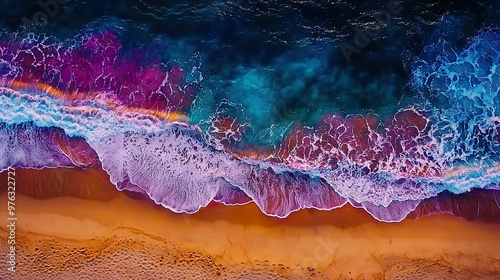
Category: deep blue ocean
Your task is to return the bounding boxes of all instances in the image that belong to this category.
[1,0,497,148]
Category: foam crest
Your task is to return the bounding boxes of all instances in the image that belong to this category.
[0,87,176,140]
[411,28,500,165]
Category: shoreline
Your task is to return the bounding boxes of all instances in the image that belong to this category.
[2,167,500,223]
[1,191,500,279]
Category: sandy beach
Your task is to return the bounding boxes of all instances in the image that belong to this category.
[1,168,500,279]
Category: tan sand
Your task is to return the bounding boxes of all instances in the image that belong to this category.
[0,168,499,279]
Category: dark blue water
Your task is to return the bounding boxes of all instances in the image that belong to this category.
[0,0,498,148]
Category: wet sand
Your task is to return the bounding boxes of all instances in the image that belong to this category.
[0,168,500,279]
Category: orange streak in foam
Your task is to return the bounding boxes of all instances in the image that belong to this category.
[10,80,72,100]
[5,79,189,122]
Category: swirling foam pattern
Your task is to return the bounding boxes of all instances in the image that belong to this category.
[1,27,499,222]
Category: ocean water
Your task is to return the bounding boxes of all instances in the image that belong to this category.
[0,0,499,221]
